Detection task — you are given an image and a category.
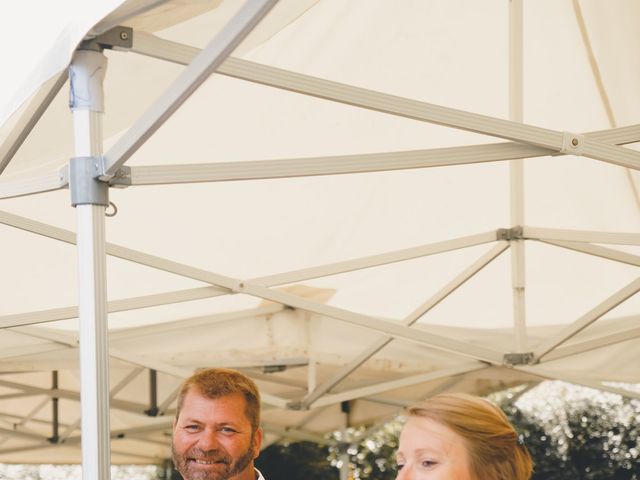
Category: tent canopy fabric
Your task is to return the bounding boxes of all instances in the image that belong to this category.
[0,0,639,466]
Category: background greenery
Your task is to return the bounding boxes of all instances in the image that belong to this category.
[2,382,638,479]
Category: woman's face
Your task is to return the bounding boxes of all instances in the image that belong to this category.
[395,416,473,480]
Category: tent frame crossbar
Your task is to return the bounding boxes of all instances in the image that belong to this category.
[5,39,640,198]
[0,286,228,329]
[544,323,640,362]
[0,72,68,176]
[3,123,640,198]
[110,142,552,187]
[539,239,640,267]
[2,204,638,370]
[514,367,640,401]
[525,226,640,245]
[55,366,146,444]
[533,277,640,362]
[4,326,292,408]
[127,32,640,169]
[100,0,279,178]
[300,241,509,408]
[0,207,495,318]
[312,363,489,409]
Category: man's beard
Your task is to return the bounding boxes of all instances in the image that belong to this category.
[172,436,255,480]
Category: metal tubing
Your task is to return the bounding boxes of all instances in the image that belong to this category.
[146,370,159,417]
[70,49,111,480]
[534,277,640,362]
[50,371,59,444]
[509,0,527,353]
[0,71,67,175]
[301,242,509,408]
[103,0,279,177]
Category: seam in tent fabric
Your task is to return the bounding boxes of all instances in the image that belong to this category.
[572,0,640,214]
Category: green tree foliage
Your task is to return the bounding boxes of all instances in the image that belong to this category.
[328,421,402,480]
[499,386,639,480]
[299,383,640,480]
[256,441,335,480]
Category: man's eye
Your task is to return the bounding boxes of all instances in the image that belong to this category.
[220,427,237,434]
[184,425,199,431]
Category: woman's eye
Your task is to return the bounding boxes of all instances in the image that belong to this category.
[421,460,438,468]
[396,464,405,471]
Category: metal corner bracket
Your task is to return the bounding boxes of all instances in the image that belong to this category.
[69,156,109,207]
[286,399,306,411]
[79,26,133,52]
[496,226,524,241]
[503,352,534,366]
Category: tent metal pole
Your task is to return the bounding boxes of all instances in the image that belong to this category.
[339,402,351,480]
[543,324,640,362]
[513,367,640,401]
[50,371,59,444]
[524,226,640,245]
[300,242,509,408]
[102,0,279,177]
[539,239,640,267]
[145,369,159,417]
[313,363,488,409]
[509,0,527,353]
[533,276,640,362]
[0,71,67,175]
[127,32,640,169]
[69,49,111,480]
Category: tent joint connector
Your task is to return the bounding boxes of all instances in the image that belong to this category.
[286,400,307,411]
[560,131,585,155]
[79,26,133,52]
[109,167,131,188]
[503,352,534,366]
[69,156,109,207]
[497,226,523,241]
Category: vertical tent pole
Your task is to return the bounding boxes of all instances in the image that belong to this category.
[50,371,59,444]
[339,401,351,480]
[69,48,111,479]
[509,0,527,353]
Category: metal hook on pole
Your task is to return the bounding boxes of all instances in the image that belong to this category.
[105,201,118,217]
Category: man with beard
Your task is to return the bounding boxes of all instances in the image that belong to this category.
[172,368,265,480]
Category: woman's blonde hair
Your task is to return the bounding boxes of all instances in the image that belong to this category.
[408,393,533,480]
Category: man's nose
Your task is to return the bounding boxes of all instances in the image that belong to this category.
[197,429,220,450]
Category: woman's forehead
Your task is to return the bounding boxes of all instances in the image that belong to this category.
[399,416,466,452]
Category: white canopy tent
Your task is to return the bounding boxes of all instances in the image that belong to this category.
[0,0,639,477]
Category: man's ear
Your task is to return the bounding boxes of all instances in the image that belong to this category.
[252,427,263,458]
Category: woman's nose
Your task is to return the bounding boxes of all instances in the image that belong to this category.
[395,466,409,480]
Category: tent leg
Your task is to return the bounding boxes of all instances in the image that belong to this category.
[339,401,351,480]
[509,0,527,353]
[69,48,111,480]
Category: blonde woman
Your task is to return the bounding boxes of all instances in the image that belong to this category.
[395,393,533,480]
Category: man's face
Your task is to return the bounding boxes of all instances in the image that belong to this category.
[172,390,262,480]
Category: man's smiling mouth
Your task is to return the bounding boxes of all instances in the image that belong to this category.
[191,458,228,465]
